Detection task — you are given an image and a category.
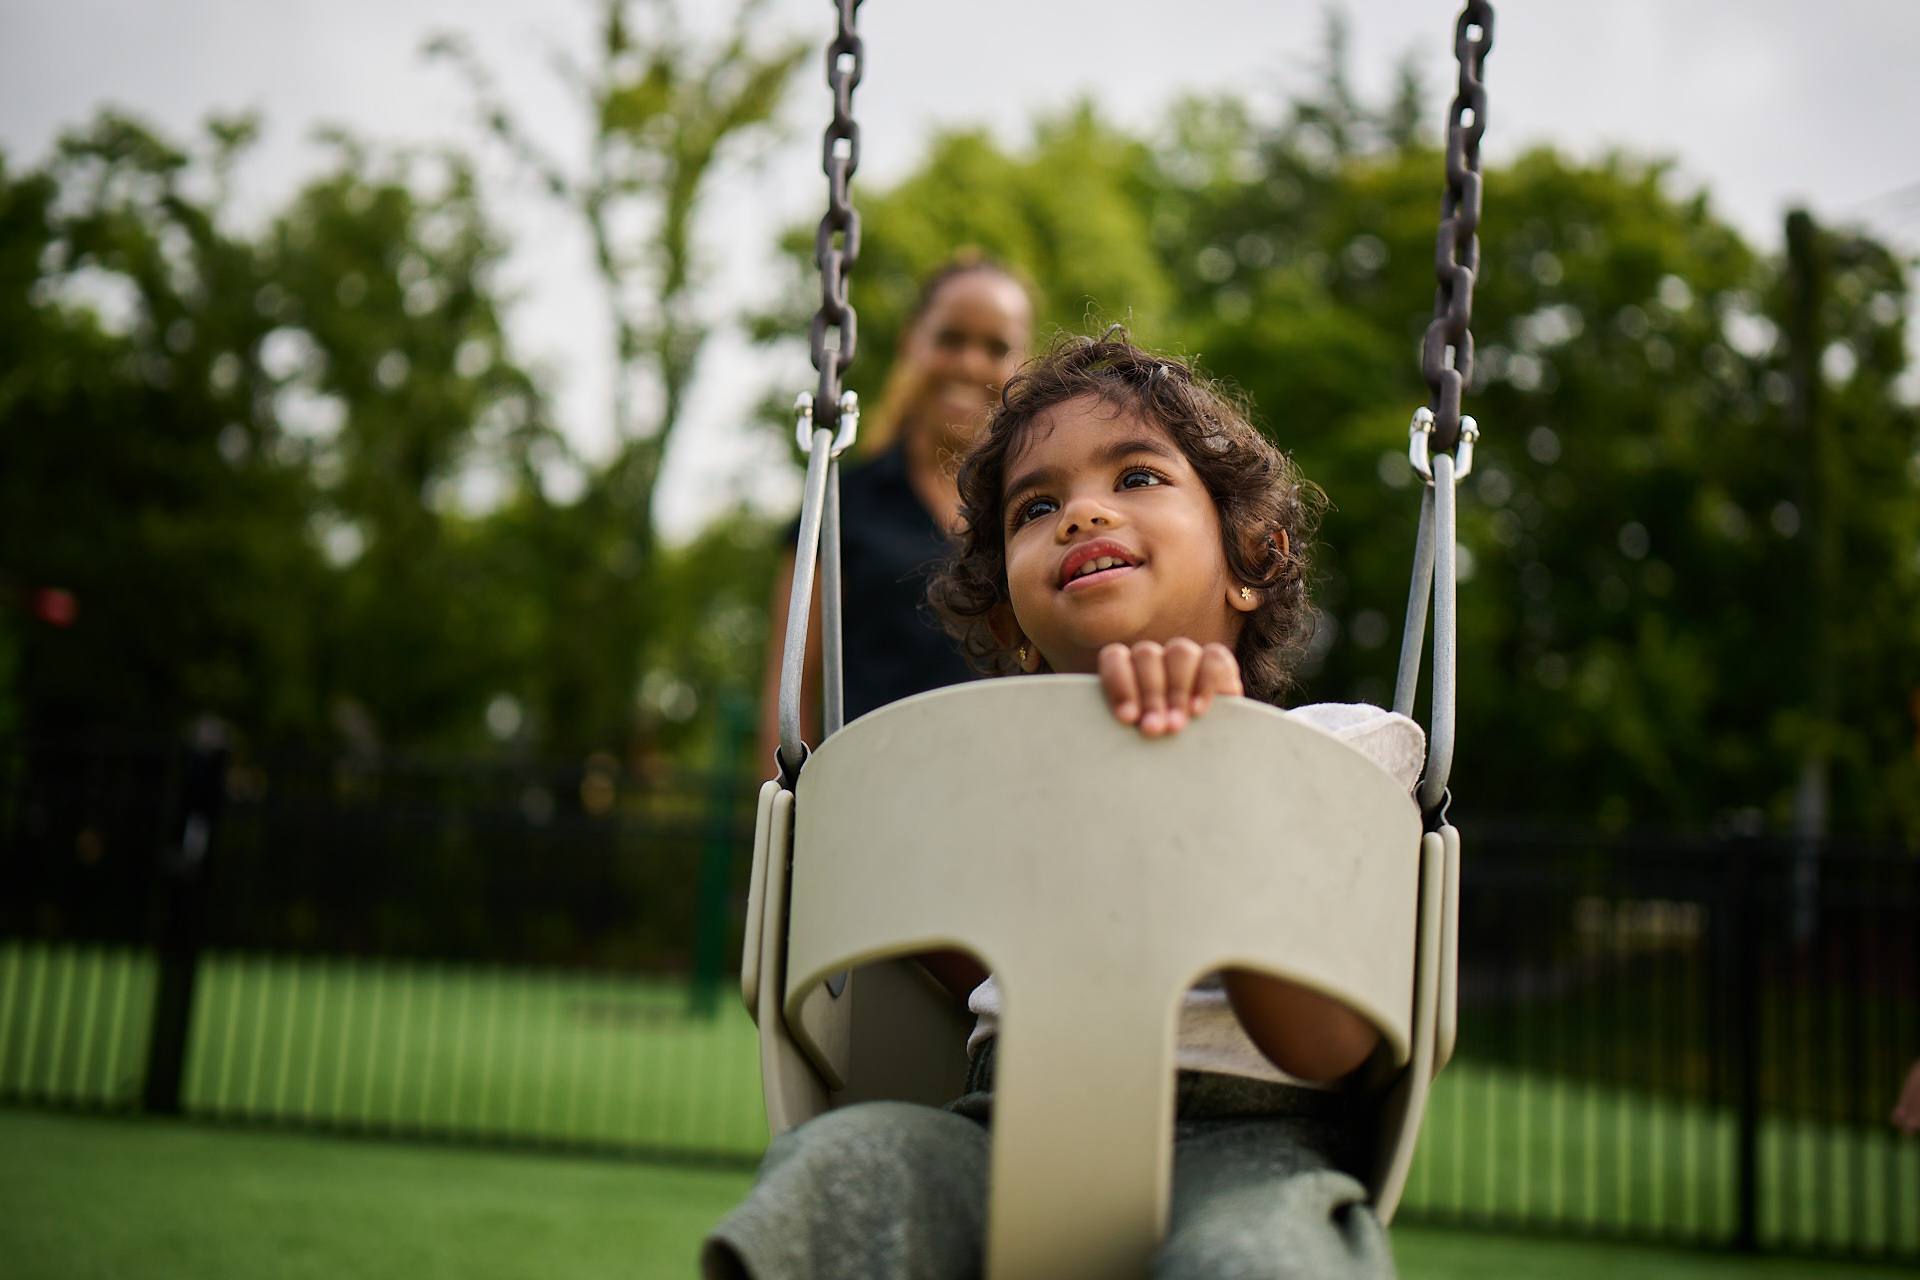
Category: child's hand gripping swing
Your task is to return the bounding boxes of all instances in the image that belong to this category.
[723,5,1492,1278]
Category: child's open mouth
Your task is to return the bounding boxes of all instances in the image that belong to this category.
[1059,540,1139,591]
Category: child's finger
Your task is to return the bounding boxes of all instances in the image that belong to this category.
[1132,641,1169,735]
[1162,638,1203,731]
[1191,644,1243,715]
[1098,643,1141,724]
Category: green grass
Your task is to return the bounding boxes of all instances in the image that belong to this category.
[3,1108,1915,1280]
[6,942,1918,1259]
[0,1107,749,1280]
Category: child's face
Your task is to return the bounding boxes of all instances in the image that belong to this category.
[999,394,1242,674]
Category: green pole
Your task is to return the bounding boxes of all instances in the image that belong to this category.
[688,691,750,1017]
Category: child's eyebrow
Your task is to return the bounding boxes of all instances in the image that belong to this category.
[1002,462,1060,504]
[1103,436,1180,467]
[1002,436,1180,504]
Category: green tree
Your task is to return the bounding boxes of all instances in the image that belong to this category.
[266,137,556,751]
[787,23,1920,837]
[430,0,806,756]
[0,112,556,752]
[751,101,1182,479]
[1147,47,1920,837]
[0,113,325,740]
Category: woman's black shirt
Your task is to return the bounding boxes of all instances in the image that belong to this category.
[808,444,976,723]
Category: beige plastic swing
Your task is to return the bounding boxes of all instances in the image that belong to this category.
[743,675,1459,1280]
[741,397,1473,1280]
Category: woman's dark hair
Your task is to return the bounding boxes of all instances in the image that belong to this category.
[903,247,1035,329]
[928,329,1324,705]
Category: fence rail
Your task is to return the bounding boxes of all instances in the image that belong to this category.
[2,736,1916,1259]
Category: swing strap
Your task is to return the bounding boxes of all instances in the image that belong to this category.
[777,0,868,786]
[1395,2,1493,823]
[1392,420,1471,820]
[777,398,857,784]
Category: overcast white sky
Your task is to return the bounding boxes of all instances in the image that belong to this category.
[4,0,1916,538]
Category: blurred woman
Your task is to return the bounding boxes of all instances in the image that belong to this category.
[758,254,1035,771]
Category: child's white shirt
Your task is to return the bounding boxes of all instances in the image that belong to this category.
[964,701,1426,1086]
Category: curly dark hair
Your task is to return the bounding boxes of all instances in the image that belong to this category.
[928,330,1324,705]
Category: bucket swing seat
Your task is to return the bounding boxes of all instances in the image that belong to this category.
[741,6,1493,1277]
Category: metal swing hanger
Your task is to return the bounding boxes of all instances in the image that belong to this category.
[1395,1,1493,825]
[777,0,865,787]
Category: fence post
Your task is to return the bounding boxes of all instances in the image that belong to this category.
[142,720,227,1114]
[1727,832,1762,1252]
[688,693,751,1017]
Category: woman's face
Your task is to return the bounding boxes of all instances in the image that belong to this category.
[899,271,1032,445]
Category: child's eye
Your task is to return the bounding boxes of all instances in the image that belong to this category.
[1119,467,1166,490]
[1010,495,1058,528]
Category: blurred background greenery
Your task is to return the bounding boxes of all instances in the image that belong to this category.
[4,3,1915,838]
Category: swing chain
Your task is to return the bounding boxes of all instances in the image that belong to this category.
[1421,2,1493,458]
[809,0,864,413]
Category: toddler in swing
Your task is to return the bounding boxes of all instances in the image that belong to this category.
[704,330,1423,1280]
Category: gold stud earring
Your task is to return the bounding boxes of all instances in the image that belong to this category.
[1240,586,1253,602]
[1017,643,1031,666]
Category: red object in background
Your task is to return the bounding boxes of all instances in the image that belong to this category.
[32,588,78,628]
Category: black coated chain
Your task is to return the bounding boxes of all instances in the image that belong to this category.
[1422,3,1493,456]
[809,0,864,411]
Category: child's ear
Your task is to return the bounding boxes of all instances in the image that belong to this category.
[1227,528,1288,613]
[987,603,1042,672]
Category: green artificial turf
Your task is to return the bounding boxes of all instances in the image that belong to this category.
[1391,1223,1916,1280]
[0,1107,751,1280]
[4,1107,1915,1280]
[7,942,1918,1258]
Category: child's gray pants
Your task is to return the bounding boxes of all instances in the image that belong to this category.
[701,1059,1394,1280]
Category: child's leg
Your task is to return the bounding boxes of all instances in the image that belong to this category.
[702,1101,991,1280]
[1153,1114,1394,1280]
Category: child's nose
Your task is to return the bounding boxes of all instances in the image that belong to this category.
[1057,497,1116,538]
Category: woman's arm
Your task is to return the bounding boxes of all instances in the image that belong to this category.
[756,548,823,778]
[1893,1058,1920,1134]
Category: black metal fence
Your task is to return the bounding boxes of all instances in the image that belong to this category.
[2,735,1917,1260]
[3,733,755,972]
[1397,821,1920,1259]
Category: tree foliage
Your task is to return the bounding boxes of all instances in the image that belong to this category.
[766,26,1920,838]
[427,0,806,753]
[1,113,327,741]
[5,14,1916,837]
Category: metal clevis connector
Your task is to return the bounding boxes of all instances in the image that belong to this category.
[1408,406,1479,485]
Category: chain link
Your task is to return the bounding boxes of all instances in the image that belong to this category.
[1421,3,1493,457]
[809,0,864,411]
